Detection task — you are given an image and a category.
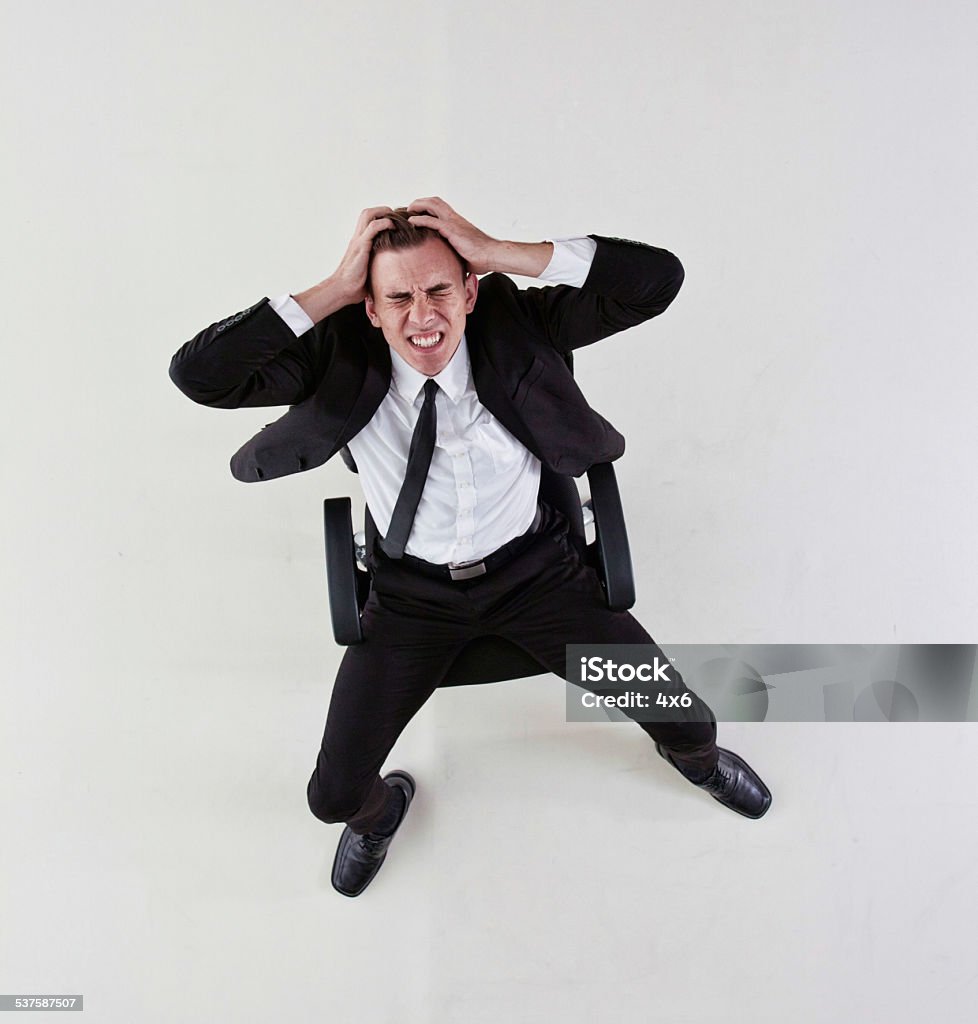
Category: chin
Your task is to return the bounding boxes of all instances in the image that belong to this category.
[405,333,460,371]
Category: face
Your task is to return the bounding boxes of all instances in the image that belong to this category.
[364,236,478,376]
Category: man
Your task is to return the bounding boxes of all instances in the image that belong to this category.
[169,198,772,898]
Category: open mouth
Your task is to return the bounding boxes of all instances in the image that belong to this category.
[409,331,443,349]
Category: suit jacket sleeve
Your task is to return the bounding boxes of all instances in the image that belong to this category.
[506,234,685,354]
[168,296,331,409]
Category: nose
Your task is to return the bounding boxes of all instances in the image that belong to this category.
[409,292,435,326]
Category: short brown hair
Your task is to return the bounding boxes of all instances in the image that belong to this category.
[367,208,467,293]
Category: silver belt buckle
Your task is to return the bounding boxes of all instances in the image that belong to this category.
[449,560,487,581]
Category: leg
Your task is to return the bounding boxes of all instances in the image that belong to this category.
[480,523,771,817]
[307,579,468,834]
[480,525,719,778]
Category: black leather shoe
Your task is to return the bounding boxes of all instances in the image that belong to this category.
[655,744,771,819]
[330,771,415,897]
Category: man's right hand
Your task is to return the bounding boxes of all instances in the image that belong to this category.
[293,207,394,323]
[330,206,396,304]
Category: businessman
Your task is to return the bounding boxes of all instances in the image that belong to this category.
[169,198,772,897]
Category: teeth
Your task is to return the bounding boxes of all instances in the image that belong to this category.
[410,332,442,348]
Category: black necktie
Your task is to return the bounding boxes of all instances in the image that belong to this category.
[379,378,439,559]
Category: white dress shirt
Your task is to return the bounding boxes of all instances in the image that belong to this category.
[269,236,597,564]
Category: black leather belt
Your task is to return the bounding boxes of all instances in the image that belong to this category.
[392,506,543,581]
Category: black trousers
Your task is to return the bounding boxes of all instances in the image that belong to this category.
[307,505,719,833]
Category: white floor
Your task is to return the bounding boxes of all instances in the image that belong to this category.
[4,662,977,1024]
[6,0,978,1019]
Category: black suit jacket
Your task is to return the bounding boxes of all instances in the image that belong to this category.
[169,234,684,482]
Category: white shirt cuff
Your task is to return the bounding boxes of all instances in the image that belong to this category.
[538,236,597,287]
[269,293,315,337]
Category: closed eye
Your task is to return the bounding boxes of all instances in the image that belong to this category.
[385,283,455,302]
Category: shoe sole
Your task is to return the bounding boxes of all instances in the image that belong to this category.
[383,769,416,802]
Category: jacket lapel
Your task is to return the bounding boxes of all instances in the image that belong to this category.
[464,319,544,461]
[335,323,392,447]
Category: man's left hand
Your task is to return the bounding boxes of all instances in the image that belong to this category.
[406,197,498,275]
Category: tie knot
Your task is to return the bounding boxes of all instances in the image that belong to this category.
[422,378,439,402]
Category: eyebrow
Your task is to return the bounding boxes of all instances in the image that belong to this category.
[384,282,454,300]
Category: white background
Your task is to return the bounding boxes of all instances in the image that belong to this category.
[2,1,977,1021]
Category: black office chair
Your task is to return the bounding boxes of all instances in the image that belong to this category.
[323,452,635,687]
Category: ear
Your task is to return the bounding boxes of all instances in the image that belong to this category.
[364,294,380,328]
[463,271,479,314]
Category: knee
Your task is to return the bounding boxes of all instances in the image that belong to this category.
[306,771,362,825]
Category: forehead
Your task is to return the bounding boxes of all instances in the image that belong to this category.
[371,237,464,292]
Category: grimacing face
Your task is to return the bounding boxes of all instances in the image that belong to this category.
[364,236,479,376]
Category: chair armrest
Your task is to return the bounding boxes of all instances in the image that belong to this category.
[585,462,636,611]
[323,497,364,645]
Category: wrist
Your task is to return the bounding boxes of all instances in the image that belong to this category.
[293,275,360,323]
[487,240,554,277]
